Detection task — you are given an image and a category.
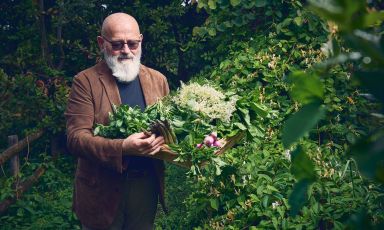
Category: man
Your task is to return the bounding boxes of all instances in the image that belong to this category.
[65,13,169,230]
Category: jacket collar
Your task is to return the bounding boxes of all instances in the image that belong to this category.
[96,60,152,107]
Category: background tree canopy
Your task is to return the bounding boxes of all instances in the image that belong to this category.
[0,0,383,229]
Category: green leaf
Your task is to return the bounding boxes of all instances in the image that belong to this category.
[262,195,269,208]
[288,71,324,104]
[255,0,267,7]
[207,27,217,37]
[192,26,206,37]
[248,125,263,138]
[289,179,313,216]
[208,0,217,10]
[363,11,384,28]
[239,107,250,126]
[230,0,241,7]
[282,102,326,148]
[294,17,303,26]
[354,70,384,104]
[93,126,100,136]
[233,17,244,27]
[290,146,317,181]
[308,0,365,32]
[172,119,185,127]
[345,31,384,64]
[266,185,279,193]
[250,102,268,118]
[351,131,384,183]
[223,21,233,28]
[234,122,247,131]
[210,198,219,211]
[216,23,226,32]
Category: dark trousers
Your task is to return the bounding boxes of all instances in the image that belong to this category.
[83,171,158,230]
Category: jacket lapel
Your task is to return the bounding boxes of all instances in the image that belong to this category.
[138,65,153,106]
[97,61,122,107]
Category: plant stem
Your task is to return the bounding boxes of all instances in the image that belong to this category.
[349,161,356,198]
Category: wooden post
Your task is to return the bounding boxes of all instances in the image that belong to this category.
[0,129,44,165]
[8,135,19,177]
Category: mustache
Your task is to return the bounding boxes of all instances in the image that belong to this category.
[118,53,134,59]
[99,48,135,60]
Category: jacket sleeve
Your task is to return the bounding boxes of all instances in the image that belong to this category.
[65,75,124,173]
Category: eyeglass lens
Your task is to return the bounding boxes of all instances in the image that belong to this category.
[102,36,140,51]
[110,40,140,50]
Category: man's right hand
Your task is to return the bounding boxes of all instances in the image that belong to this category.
[122,132,165,156]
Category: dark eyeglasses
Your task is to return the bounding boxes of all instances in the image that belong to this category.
[102,35,141,51]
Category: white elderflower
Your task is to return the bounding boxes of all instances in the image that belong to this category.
[283,149,291,161]
[272,201,281,209]
[173,82,238,123]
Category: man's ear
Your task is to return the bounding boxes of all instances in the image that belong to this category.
[97,36,104,50]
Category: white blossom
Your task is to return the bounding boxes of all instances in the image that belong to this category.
[173,82,238,123]
[283,149,291,161]
[272,201,281,209]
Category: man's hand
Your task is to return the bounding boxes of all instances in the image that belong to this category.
[122,132,165,156]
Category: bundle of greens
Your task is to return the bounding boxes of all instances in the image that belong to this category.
[93,82,251,172]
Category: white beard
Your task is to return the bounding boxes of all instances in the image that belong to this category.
[103,48,141,83]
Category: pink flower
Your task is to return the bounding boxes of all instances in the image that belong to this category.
[210,132,218,140]
[196,143,203,149]
[212,140,222,147]
[204,135,215,147]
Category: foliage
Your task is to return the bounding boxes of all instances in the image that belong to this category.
[280,0,384,217]
[1,0,384,229]
[94,105,153,138]
[161,0,384,228]
[0,153,80,229]
[0,69,69,149]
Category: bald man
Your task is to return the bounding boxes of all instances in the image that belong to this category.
[65,13,170,230]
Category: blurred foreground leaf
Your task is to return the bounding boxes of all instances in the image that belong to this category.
[351,131,384,183]
[291,146,317,181]
[289,146,317,216]
[354,70,384,105]
[282,102,326,148]
[288,71,324,104]
[289,179,313,216]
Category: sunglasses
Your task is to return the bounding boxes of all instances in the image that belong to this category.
[102,35,141,51]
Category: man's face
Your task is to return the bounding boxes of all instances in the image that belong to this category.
[98,29,143,82]
[100,31,143,60]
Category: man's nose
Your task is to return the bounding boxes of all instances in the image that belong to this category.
[121,44,131,54]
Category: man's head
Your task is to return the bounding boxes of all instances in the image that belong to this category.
[97,13,143,82]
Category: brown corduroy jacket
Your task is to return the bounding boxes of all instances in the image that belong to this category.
[65,60,169,229]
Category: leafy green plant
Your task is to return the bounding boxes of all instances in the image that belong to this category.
[0,154,80,230]
[1,1,384,229]
[280,0,384,218]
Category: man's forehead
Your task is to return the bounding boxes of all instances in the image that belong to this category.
[108,30,141,40]
[102,13,140,36]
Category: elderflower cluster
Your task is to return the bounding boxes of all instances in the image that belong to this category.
[272,201,282,209]
[173,82,237,123]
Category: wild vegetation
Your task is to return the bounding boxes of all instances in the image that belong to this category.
[0,0,383,229]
